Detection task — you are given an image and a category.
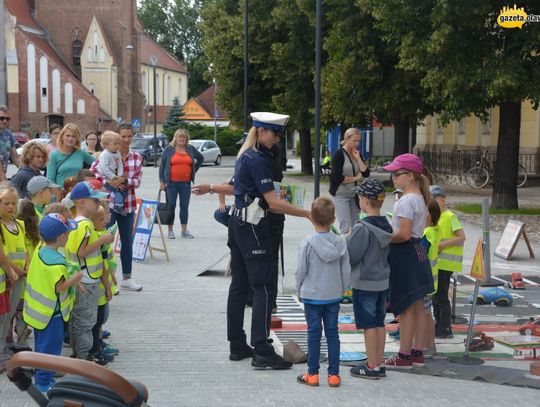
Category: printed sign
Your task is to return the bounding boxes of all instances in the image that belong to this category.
[132,200,159,261]
[470,238,485,281]
[274,182,306,208]
[494,220,534,260]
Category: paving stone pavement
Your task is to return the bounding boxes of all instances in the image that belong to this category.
[1,162,540,406]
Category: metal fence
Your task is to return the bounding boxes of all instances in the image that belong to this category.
[417,150,539,176]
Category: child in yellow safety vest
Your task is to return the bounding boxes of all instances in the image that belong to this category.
[90,203,119,359]
[23,213,82,392]
[420,199,442,358]
[64,181,113,364]
[0,188,29,367]
[429,185,465,339]
[26,176,58,220]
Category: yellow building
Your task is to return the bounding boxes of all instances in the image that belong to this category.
[416,101,540,178]
[80,16,118,119]
[139,35,188,133]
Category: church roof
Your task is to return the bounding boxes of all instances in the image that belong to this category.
[139,35,188,74]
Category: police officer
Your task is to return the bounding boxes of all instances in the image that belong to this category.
[228,112,310,369]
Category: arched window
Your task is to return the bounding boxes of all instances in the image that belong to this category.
[52,69,61,113]
[72,40,82,66]
[99,47,105,63]
[167,76,172,105]
[65,83,73,114]
[77,99,85,114]
[93,31,99,60]
[27,43,36,112]
[40,56,49,113]
[155,74,160,105]
[89,83,96,94]
[178,79,182,103]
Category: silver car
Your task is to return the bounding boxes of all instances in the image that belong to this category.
[189,140,222,165]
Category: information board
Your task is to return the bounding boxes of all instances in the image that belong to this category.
[494,220,535,260]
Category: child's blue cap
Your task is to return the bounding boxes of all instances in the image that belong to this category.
[39,213,77,241]
[429,185,446,198]
[70,181,108,201]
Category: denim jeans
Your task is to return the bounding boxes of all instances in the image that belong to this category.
[34,315,63,386]
[107,210,134,277]
[304,302,340,375]
[166,181,191,225]
[104,183,126,206]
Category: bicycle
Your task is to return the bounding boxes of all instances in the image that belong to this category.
[465,150,527,189]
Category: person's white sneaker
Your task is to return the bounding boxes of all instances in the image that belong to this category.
[120,278,143,291]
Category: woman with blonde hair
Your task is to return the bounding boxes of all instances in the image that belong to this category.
[159,128,204,239]
[46,123,95,188]
[329,127,370,234]
[10,142,49,199]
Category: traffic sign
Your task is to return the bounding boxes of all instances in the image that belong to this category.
[470,238,485,281]
[131,118,142,129]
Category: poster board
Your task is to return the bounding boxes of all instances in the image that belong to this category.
[494,220,535,260]
[132,200,159,261]
[113,199,141,255]
[274,182,306,208]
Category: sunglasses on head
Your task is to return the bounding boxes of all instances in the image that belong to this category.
[0,116,11,122]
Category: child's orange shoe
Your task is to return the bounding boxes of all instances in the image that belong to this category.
[297,373,319,386]
[328,374,341,387]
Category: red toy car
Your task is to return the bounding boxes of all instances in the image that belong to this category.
[465,332,494,352]
[512,272,525,290]
[519,318,540,336]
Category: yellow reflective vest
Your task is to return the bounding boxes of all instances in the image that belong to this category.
[2,219,27,270]
[64,218,103,280]
[437,210,464,273]
[423,225,441,295]
[97,230,117,306]
[23,248,73,330]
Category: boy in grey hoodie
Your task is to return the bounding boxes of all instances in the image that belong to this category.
[295,197,350,388]
[347,178,393,380]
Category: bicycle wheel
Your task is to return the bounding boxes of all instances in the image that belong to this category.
[465,166,490,188]
[517,165,527,188]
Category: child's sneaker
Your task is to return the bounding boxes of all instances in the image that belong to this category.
[384,353,413,369]
[423,346,436,359]
[101,342,119,356]
[350,364,380,380]
[297,373,319,386]
[388,328,400,338]
[328,374,341,387]
[379,365,386,377]
[411,349,425,367]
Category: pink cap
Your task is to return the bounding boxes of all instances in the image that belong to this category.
[383,153,424,173]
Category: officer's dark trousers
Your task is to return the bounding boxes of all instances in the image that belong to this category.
[433,269,453,330]
[227,215,276,356]
[269,220,284,309]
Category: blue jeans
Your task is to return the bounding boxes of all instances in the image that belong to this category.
[34,315,63,386]
[104,183,126,206]
[352,288,388,329]
[214,205,231,227]
[166,181,191,225]
[107,210,134,277]
[304,302,340,375]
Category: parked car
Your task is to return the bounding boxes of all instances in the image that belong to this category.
[519,318,540,336]
[189,139,222,165]
[468,287,513,306]
[13,132,31,148]
[16,138,51,156]
[131,135,168,166]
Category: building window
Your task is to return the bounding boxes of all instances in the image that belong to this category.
[65,83,73,114]
[155,74,160,105]
[40,56,49,113]
[482,109,491,134]
[87,47,93,63]
[141,71,147,98]
[178,79,182,103]
[77,99,85,114]
[72,40,82,66]
[52,69,61,113]
[93,31,98,61]
[167,76,172,105]
[27,44,36,112]
[99,47,105,63]
[458,118,466,134]
[89,83,96,94]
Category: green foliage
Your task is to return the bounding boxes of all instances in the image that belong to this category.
[454,204,540,216]
[183,124,244,156]
[163,97,185,138]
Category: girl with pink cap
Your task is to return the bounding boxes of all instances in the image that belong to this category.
[382,153,434,370]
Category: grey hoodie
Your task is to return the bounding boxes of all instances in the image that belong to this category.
[347,216,393,291]
[295,232,351,301]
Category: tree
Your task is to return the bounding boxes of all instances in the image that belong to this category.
[322,0,433,156]
[139,0,211,97]
[372,1,540,208]
[163,97,185,138]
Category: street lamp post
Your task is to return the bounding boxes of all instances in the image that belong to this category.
[314,0,322,198]
[213,79,217,143]
[149,55,158,167]
[243,0,248,134]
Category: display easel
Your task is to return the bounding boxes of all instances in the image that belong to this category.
[148,210,169,262]
[494,220,535,260]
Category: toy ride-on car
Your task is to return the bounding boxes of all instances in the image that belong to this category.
[519,318,540,336]
[468,287,513,306]
[512,272,525,290]
[465,332,494,352]
[7,351,149,406]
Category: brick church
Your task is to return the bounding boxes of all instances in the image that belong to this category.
[3,0,188,135]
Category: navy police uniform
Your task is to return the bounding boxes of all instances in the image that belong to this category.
[227,145,277,357]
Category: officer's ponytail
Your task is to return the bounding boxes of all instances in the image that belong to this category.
[237,127,258,158]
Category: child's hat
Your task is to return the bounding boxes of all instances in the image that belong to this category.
[70,181,108,201]
[250,112,290,131]
[383,153,423,174]
[353,178,385,201]
[429,185,446,198]
[39,213,77,241]
[27,176,58,196]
